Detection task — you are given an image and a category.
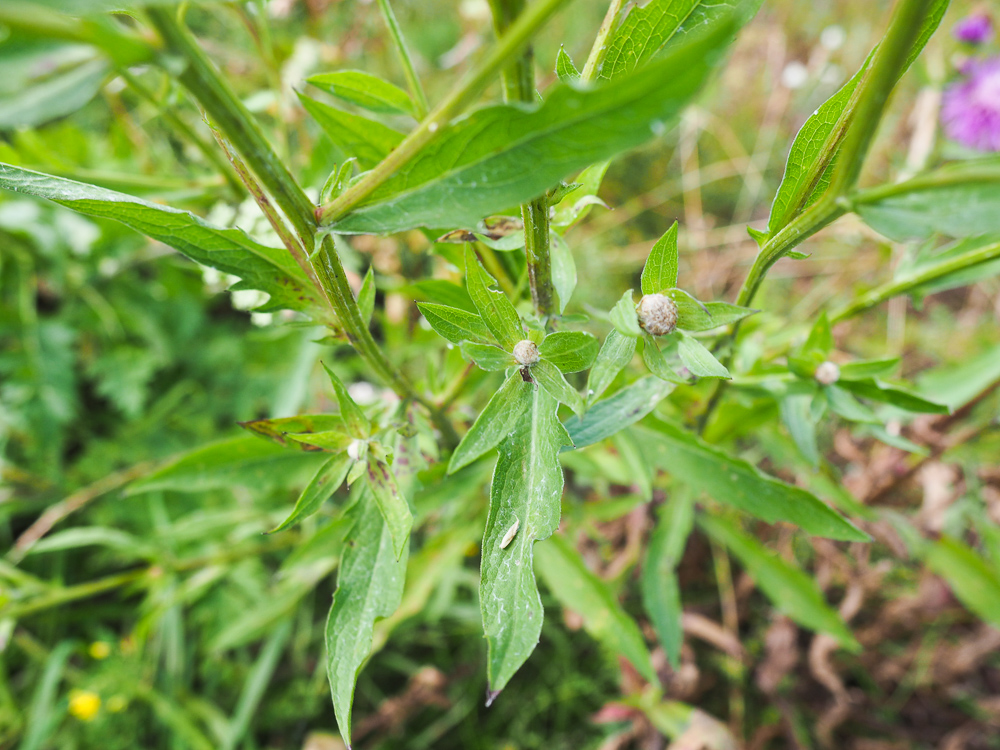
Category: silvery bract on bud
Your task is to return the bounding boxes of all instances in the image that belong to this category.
[636,293,679,336]
[815,361,840,385]
[513,339,540,365]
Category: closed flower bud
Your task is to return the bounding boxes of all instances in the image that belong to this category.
[513,339,540,366]
[815,361,840,385]
[637,293,679,336]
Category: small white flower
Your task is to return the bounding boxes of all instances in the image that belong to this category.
[815,361,840,385]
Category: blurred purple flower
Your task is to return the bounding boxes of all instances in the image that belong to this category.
[941,57,1000,152]
[953,14,993,45]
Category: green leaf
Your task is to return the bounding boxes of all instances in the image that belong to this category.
[854,161,1000,241]
[330,20,738,234]
[481,387,572,698]
[677,332,730,378]
[669,290,756,332]
[0,163,319,313]
[465,246,524,350]
[641,220,679,295]
[416,301,495,345]
[642,335,685,383]
[535,534,658,684]
[358,267,375,326]
[285,430,354,452]
[837,378,949,414]
[550,233,577,314]
[635,419,868,541]
[917,344,1000,411]
[239,415,347,448]
[825,385,880,425]
[586,329,636,405]
[0,58,108,129]
[405,278,477,311]
[902,234,1000,298]
[642,491,694,669]
[460,341,517,372]
[802,312,833,357]
[925,536,1000,628]
[610,290,642,337]
[322,363,371,438]
[539,330,599,373]
[532,358,585,416]
[449,372,534,473]
[365,458,413,560]
[127,436,326,495]
[326,488,408,747]
[307,70,416,116]
[298,93,405,170]
[779,393,820,466]
[269,453,352,533]
[565,376,674,449]
[698,514,860,650]
[554,45,580,83]
[838,357,899,380]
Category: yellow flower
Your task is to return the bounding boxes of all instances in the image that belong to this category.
[68,690,101,721]
[88,642,111,660]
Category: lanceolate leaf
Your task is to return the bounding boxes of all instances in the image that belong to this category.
[698,514,860,650]
[322,364,371,438]
[925,535,1000,628]
[641,221,679,295]
[611,290,642,338]
[238,415,347,447]
[330,20,738,234]
[642,335,685,383]
[0,58,108,129]
[565,376,674,449]
[449,372,534,474]
[460,342,517,371]
[417,302,496,345]
[0,164,319,313]
[837,378,949,414]
[307,70,416,116]
[465,247,524,350]
[539,331,599,373]
[270,453,352,534]
[535,534,658,684]
[669,291,756,332]
[586,329,637,405]
[677,332,730,378]
[532,359,585,416]
[550,233,578,314]
[635,419,868,541]
[365,457,413,560]
[298,93,405,170]
[555,46,581,83]
[481,387,572,699]
[358,267,375,325]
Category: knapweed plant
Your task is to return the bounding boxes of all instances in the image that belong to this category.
[3,0,1000,746]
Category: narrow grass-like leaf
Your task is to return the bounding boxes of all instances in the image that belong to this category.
[698,514,860,650]
[307,70,416,115]
[925,535,1000,628]
[641,221,679,295]
[539,330,599,373]
[481,387,572,699]
[535,534,658,684]
[641,490,694,668]
[566,376,674,449]
[0,163,318,313]
[298,93,405,170]
[449,372,534,473]
[322,363,371,438]
[586,330,637,404]
[331,20,738,234]
[269,453,351,533]
[417,302,496,345]
[365,457,413,560]
[677,332,730,378]
[460,342,517,371]
[635,419,868,541]
[465,246,524,349]
[532,359,585,416]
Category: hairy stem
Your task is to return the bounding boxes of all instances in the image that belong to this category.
[318,0,575,225]
[375,0,430,118]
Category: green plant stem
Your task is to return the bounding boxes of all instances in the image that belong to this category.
[490,0,555,316]
[580,0,626,81]
[145,7,458,447]
[375,0,430,118]
[830,239,1000,323]
[317,0,575,225]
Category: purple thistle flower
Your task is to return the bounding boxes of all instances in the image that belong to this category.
[941,57,1000,152]
[952,14,993,45]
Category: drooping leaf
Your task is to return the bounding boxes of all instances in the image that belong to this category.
[539,330,599,373]
[669,290,756,332]
[565,376,674,449]
[465,246,524,350]
[365,458,413,560]
[550,232,578,314]
[535,534,658,684]
[554,45,580,83]
[307,70,416,116]
[635,419,868,541]
[269,453,353,534]
[127,436,325,495]
[416,302,496,345]
[322,363,371,438]
[298,93,405,170]
[0,164,319,313]
[836,378,949,414]
[481,387,572,698]
[677,332,730,378]
[699,514,860,650]
[449,372,534,473]
[641,221,679,295]
[642,490,694,668]
[460,341,517,371]
[586,329,637,405]
[330,20,738,234]
[532,358,585,416]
